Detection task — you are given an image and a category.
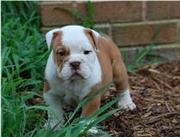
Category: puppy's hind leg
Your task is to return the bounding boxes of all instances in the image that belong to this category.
[112,54,136,110]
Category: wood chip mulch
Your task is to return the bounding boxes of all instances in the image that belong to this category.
[27,60,180,137]
[101,60,180,137]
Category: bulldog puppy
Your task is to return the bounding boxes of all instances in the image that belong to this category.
[43,25,136,128]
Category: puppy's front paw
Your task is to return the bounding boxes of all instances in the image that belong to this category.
[118,100,136,110]
[118,89,136,110]
[87,127,98,134]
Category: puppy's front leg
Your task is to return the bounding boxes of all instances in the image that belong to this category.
[81,95,101,116]
[44,92,64,129]
[112,53,136,110]
[81,95,101,134]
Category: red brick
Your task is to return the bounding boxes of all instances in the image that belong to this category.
[39,1,142,27]
[93,1,142,23]
[146,1,170,20]
[112,22,177,46]
[169,2,180,19]
[39,2,86,26]
[146,1,180,20]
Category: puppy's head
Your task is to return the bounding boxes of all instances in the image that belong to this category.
[46,26,99,81]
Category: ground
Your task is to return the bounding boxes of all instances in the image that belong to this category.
[27,60,180,137]
[101,60,180,137]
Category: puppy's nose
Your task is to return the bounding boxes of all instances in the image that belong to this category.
[70,61,81,70]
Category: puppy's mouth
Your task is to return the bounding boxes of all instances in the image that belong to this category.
[70,70,85,79]
[57,64,91,81]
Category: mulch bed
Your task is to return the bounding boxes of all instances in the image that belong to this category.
[27,60,180,137]
[101,60,180,137]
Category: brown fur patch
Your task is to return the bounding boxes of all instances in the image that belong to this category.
[97,36,129,91]
[52,31,70,71]
[85,29,129,91]
[81,95,101,116]
[84,29,97,50]
[81,82,101,116]
[81,30,129,116]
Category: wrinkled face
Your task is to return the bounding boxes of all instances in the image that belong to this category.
[52,28,97,81]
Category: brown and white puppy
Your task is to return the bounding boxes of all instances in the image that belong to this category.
[43,25,136,128]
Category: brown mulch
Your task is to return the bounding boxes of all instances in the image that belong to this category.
[27,60,180,137]
[101,60,180,137]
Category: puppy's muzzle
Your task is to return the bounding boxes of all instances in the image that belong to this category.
[70,61,81,71]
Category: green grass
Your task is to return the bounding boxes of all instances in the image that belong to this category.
[2,1,159,137]
[1,2,118,137]
[121,45,159,72]
[2,1,48,137]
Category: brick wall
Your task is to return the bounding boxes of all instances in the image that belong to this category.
[39,1,180,55]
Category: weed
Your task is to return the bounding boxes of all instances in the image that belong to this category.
[67,1,95,28]
[122,45,159,72]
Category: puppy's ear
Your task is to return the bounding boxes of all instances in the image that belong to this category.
[84,29,99,50]
[45,29,61,49]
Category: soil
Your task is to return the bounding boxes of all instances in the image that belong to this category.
[101,60,180,137]
[27,60,180,137]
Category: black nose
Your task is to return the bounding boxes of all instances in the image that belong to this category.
[70,61,81,70]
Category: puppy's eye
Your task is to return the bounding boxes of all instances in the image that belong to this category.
[57,50,65,56]
[84,50,92,55]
